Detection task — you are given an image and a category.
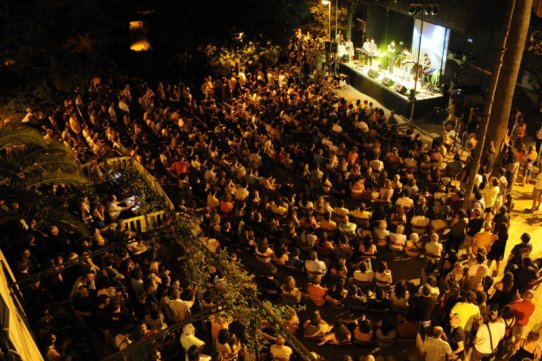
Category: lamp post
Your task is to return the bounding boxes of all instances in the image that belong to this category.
[408,4,438,126]
[322,0,331,41]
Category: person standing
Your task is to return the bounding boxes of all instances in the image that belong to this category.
[387,40,397,74]
[509,289,536,340]
[447,314,465,360]
[421,326,453,361]
[472,311,505,361]
[530,170,542,212]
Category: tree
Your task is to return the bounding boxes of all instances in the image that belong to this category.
[463,0,532,207]
[345,0,362,40]
[484,0,533,164]
[0,0,126,106]
[0,126,89,231]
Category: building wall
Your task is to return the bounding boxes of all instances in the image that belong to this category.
[0,251,44,361]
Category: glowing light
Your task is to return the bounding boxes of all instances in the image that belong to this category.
[130,40,152,52]
[129,21,144,30]
[321,0,330,5]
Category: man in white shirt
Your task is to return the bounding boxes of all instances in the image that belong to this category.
[305,251,327,282]
[472,311,505,360]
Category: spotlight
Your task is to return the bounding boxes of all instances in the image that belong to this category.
[429,5,439,15]
[409,4,417,15]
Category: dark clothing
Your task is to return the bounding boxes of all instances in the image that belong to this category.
[508,242,533,268]
[509,340,536,361]
[258,276,282,298]
[466,218,484,237]
[448,326,465,358]
[512,266,537,293]
[411,295,436,322]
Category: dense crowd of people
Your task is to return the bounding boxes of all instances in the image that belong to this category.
[3,32,542,361]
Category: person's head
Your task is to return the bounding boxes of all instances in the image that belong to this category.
[183,323,196,336]
[284,275,296,290]
[275,335,286,346]
[78,285,89,297]
[521,233,531,243]
[432,326,444,338]
[524,289,535,300]
[217,328,230,344]
[466,291,476,303]
[488,310,499,323]
[526,331,540,342]
[421,284,431,297]
[310,311,322,326]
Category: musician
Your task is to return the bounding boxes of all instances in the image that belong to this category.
[362,39,377,66]
[345,37,354,61]
[336,30,344,44]
[336,41,347,63]
[399,49,413,81]
[387,40,397,74]
[420,53,433,86]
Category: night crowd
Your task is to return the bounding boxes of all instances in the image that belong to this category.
[3,31,542,361]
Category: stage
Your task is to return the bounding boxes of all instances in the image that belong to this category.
[339,61,446,119]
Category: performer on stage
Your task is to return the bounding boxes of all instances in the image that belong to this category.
[387,40,397,74]
[419,53,433,87]
[336,41,347,63]
[399,48,413,81]
[362,38,377,66]
[345,37,354,62]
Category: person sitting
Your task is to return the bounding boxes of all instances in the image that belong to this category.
[269,335,293,361]
[305,275,328,307]
[281,276,302,305]
[390,280,410,312]
[389,224,407,252]
[317,323,351,345]
[424,232,443,260]
[353,316,374,346]
[375,319,397,348]
[353,259,374,288]
[305,251,327,282]
[405,233,423,258]
[373,220,390,247]
[303,311,332,341]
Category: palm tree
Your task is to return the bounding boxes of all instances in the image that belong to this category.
[0,125,89,232]
[463,0,532,207]
[484,0,533,165]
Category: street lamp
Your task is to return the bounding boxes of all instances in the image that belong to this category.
[322,0,331,41]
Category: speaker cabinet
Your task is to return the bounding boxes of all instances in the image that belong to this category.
[394,83,408,94]
[368,69,380,79]
[381,77,394,87]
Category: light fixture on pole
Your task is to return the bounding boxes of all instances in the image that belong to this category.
[408,3,438,126]
[322,0,331,41]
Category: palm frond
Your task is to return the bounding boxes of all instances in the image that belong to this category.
[0,126,48,150]
[20,171,89,189]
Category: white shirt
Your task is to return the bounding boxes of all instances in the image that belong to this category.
[474,322,505,354]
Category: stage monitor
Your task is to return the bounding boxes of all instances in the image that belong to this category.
[411,19,450,76]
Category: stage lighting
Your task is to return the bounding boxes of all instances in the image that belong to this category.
[428,5,439,15]
[409,4,417,15]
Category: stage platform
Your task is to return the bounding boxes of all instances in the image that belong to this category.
[339,61,446,119]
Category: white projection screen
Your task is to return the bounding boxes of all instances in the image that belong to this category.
[411,19,450,74]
